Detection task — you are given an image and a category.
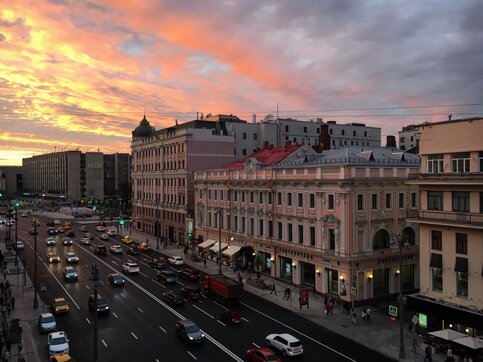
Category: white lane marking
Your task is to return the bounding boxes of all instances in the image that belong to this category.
[156,359,160,362]
[137,307,144,313]
[151,279,166,289]
[86,318,91,324]
[217,320,226,327]
[140,261,151,268]
[111,260,118,265]
[192,304,214,319]
[159,326,166,333]
[120,293,126,298]
[176,280,185,286]
[140,272,149,278]
[252,342,260,348]
[241,301,356,361]
[131,332,138,340]
[241,317,250,323]
[86,285,90,289]
[187,351,197,360]
[113,312,119,319]
[213,301,227,310]
[42,261,81,310]
[101,339,108,347]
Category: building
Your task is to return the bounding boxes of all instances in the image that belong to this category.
[0,166,22,198]
[406,117,483,334]
[103,153,132,202]
[194,145,421,303]
[398,124,420,151]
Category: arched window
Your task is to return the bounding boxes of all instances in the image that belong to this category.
[373,229,390,250]
[401,227,416,245]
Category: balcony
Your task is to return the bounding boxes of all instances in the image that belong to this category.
[406,209,483,229]
[407,172,483,185]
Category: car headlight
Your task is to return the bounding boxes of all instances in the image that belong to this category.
[188,336,194,340]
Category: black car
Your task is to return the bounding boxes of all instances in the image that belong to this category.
[175,320,203,344]
[148,258,165,268]
[46,221,55,227]
[181,285,202,300]
[88,294,109,314]
[178,268,203,282]
[94,245,107,255]
[108,273,125,286]
[47,227,57,236]
[157,270,177,284]
[28,227,38,235]
[162,291,185,306]
[65,230,75,237]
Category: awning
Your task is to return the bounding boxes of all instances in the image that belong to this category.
[210,242,228,252]
[222,245,241,257]
[430,253,442,268]
[198,239,216,249]
[428,329,467,341]
[454,257,468,273]
[452,336,483,350]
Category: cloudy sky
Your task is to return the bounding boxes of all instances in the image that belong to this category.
[1,0,482,165]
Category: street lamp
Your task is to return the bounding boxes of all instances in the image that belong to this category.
[88,263,103,362]
[217,208,223,275]
[15,202,19,245]
[391,233,408,360]
[33,221,39,309]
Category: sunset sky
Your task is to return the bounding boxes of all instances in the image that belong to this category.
[1,0,482,165]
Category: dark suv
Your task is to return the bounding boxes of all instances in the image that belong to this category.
[162,291,184,306]
[178,268,202,282]
[94,245,107,255]
[175,320,203,344]
[181,286,202,300]
[88,294,109,314]
[157,270,177,284]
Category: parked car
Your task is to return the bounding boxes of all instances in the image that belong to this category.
[88,294,109,314]
[62,238,73,246]
[50,353,72,362]
[48,253,61,263]
[265,333,303,357]
[38,313,57,334]
[126,247,139,255]
[99,233,109,241]
[181,285,202,300]
[175,320,203,344]
[122,262,140,274]
[108,273,125,286]
[162,291,185,306]
[157,270,177,284]
[246,348,282,362]
[148,258,165,268]
[63,266,78,281]
[65,252,79,263]
[94,245,107,255]
[45,237,56,246]
[168,256,184,266]
[51,298,69,314]
[220,309,242,325]
[178,268,202,282]
[48,331,69,356]
[109,245,123,254]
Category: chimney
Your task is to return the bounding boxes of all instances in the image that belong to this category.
[317,124,330,151]
[386,135,396,147]
[252,114,257,123]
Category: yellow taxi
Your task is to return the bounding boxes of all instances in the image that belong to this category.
[137,242,150,251]
[63,222,72,230]
[51,298,70,314]
[50,353,72,362]
[121,236,133,244]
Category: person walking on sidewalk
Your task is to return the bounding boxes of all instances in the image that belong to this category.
[361,309,367,322]
[286,286,291,301]
[238,272,243,284]
[411,338,418,352]
[351,309,357,324]
[270,283,277,295]
[424,345,433,362]
[366,307,372,323]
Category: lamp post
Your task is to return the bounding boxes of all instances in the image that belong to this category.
[89,263,102,362]
[33,222,39,309]
[392,233,406,360]
[156,196,160,250]
[15,202,19,245]
[217,208,223,275]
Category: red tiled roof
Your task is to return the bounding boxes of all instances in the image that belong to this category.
[223,143,302,169]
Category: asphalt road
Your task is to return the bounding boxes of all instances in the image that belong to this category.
[13,215,392,362]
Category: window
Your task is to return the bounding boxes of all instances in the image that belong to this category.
[249,218,254,235]
[385,193,392,209]
[432,267,443,292]
[357,194,364,211]
[452,191,469,212]
[353,130,356,136]
[456,233,468,254]
[298,225,304,244]
[364,131,367,137]
[234,190,238,202]
[287,223,293,242]
[309,226,315,246]
[285,125,289,132]
[277,192,282,206]
[397,193,404,208]
[242,149,247,156]
[287,193,292,207]
[268,220,273,238]
[309,193,315,208]
[328,194,335,210]
[400,137,406,143]
[451,152,470,173]
[297,193,303,207]
[208,190,212,200]
[258,192,263,204]
[277,222,283,240]
[342,130,345,136]
[253,134,257,140]
[456,271,468,297]
[427,191,443,210]
[431,230,442,250]
[199,189,203,199]
[250,191,254,203]
[480,152,483,172]
[304,126,307,133]
[268,192,272,205]
[328,229,335,250]
[371,194,378,210]
[241,217,246,232]
[427,154,444,174]
[258,219,264,236]
[242,133,247,140]
[220,190,224,201]
[241,191,245,202]
[411,192,417,208]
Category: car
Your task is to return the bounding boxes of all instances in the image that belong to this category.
[162,291,185,306]
[46,237,56,246]
[80,237,91,245]
[78,225,87,232]
[137,242,150,251]
[157,270,177,284]
[84,233,94,240]
[96,221,106,227]
[38,313,57,334]
[50,353,72,362]
[63,266,78,281]
[168,256,184,266]
[29,227,38,235]
[88,294,109,314]
[62,238,73,246]
[265,333,303,357]
[175,320,203,344]
[14,240,25,250]
[95,225,105,232]
[46,221,55,227]
[48,253,61,263]
[178,268,202,282]
[220,309,242,325]
[51,298,69,314]
[48,331,69,356]
[181,285,202,300]
[126,247,139,255]
[20,212,29,217]
[65,230,75,237]
[108,273,125,286]
[148,258,165,268]
[94,245,107,255]
[99,233,109,240]
[63,222,72,230]
[122,262,140,274]
[54,220,61,225]
[56,227,65,234]
[65,252,79,263]
[109,245,123,254]
[106,228,116,236]
[246,348,282,362]
[47,228,58,236]
[121,236,133,244]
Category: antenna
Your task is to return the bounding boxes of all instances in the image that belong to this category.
[276,103,279,119]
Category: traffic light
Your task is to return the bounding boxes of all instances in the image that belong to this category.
[15,201,20,207]
[92,205,96,211]
[119,219,125,225]
[0,192,3,197]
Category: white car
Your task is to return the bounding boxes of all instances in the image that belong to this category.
[65,252,79,263]
[62,238,73,246]
[95,225,105,232]
[109,245,123,254]
[99,233,109,240]
[168,256,184,266]
[14,240,25,250]
[80,237,91,245]
[78,225,87,232]
[54,220,61,226]
[122,262,140,274]
[266,333,303,357]
[20,212,29,217]
[48,331,69,356]
[106,228,116,236]
[45,237,55,246]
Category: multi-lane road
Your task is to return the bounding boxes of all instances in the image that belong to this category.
[12,215,392,362]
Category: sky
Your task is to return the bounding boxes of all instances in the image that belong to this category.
[1,0,482,166]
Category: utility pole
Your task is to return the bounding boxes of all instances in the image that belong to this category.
[89,263,103,362]
[33,222,38,309]
[218,208,223,275]
[156,196,160,250]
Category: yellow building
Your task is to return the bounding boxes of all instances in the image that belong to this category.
[407,117,483,335]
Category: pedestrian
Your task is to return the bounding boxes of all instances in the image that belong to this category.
[361,309,366,322]
[238,272,242,284]
[286,287,291,300]
[366,307,372,323]
[312,285,317,296]
[270,283,277,295]
[203,257,207,267]
[408,321,413,334]
[424,345,433,362]
[176,241,180,249]
[411,338,418,352]
[446,347,454,362]
[9,296,14,311]
[351,310,357,324]
[325,302,331,315]
[298,297,302,311]
[329,302,334,315]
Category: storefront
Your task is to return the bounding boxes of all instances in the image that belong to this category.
[373,268,389,297]
[300,262,315,287]
[325,268,339,295]
[258,252,273,273]
[279,256,293,281]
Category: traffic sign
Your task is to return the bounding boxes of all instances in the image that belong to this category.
[389,305,398,317]
[351,287,357,296]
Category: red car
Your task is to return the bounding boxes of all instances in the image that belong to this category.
[178,268,203,282]
[126,247,139,255]
[246,348,281,362]
[220,309,242,324]
[148,258,165,268]
[181,286,202,300]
